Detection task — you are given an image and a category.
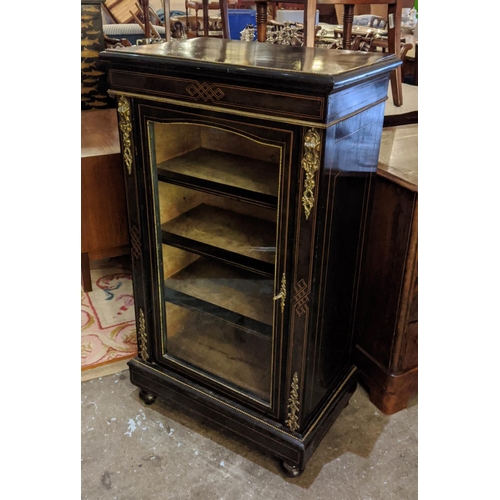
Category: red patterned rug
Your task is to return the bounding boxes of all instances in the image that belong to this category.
[81,257,137,378]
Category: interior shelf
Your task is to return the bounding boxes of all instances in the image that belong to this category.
[164,257,274,332]
[165,302,271,400]
[161,204,276,276]
[157,148,279,207]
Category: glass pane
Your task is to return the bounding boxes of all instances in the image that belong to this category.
[151,122,281,402]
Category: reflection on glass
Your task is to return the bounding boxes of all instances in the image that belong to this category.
[151,122,281,402]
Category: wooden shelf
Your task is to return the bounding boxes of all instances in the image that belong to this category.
[157,148,279,208]
[164,257,274,330]
[166,302,271,400]
[161,204,276,276]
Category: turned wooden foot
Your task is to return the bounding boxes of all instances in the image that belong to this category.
[139,390,157,405]
[280,461,303,478]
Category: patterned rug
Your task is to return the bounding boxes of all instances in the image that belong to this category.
[81,257,137,380]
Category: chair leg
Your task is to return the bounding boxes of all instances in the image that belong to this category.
[220,0,229,38]
[163,0,171,41]
[390,66,403,106]
[304,0,317,47]
[202,0,209,36]
[342,4,354,50]
[82,252,92,293]
[387,2,403,106]
[255,1,267,42]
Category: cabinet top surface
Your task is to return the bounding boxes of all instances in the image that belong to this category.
[101,38,400,86]
[378,124,418,191]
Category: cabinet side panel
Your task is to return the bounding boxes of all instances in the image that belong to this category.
[303,104,385,421]
[354,178,416,370]
[81,153,129,254]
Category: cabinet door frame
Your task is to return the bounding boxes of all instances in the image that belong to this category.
[132,99,298,418]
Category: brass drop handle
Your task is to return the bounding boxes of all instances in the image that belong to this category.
[273,274,287,314]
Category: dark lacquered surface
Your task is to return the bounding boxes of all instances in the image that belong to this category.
[102,38,400,86]
[113,35,396,470]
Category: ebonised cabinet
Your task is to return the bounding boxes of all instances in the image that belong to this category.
[100,38,400,476]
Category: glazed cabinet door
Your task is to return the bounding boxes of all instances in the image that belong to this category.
[134,101,296,416]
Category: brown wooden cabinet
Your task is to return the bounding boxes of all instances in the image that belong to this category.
[99,38,399,476]
[81,108,130,291]
[354,124,418,415]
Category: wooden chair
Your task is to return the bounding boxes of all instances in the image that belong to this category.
[104,0,172,41]
[359,35,416,123]
[185,0,237,37]
[368,37,413,60]
[104,0,137,23]
[317,0,405,106]
[383,80,417,127]
[250,0,318,46]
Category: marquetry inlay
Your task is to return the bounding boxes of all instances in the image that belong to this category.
[130,225,142,260]
[285,372,300,432]
[186,82,225,103]
[293,279,310,317]
[301,128,321,220]
[117,95,133,175]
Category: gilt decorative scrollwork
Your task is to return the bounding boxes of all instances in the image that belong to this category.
[301,128,321,220]
[117,95,133,175]
[285,372,300,432]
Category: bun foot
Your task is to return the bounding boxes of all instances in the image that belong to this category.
[139,390,157,405]
[281,461,304,478]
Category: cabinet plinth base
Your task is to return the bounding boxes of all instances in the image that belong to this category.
[128,358,357,475]
[360,367,418,415]
[355,345,418,415]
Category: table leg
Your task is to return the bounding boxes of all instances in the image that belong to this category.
[342,4,354,50]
